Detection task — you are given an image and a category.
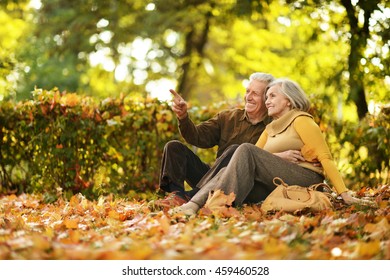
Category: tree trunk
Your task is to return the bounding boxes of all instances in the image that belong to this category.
[177,9,212,100]
[340,0,375,119]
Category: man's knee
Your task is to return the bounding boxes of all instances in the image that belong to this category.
[223,144,240,155]
[164,140,186,153]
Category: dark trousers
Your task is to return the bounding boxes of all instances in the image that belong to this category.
[159,140,239,197]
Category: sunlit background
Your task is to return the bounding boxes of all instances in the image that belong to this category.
[1,0,389,120]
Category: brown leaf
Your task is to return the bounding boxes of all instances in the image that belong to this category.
[363,217,390,240]
[1,190,389,260]
[201,189,236,217]
[242,204,263,221]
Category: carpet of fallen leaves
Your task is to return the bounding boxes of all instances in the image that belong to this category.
[1,185,389,260]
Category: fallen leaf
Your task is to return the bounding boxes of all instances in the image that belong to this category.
[353,240,381,258]
[202,189,236,217]
[363,217,390,240]
[64,218,79,229]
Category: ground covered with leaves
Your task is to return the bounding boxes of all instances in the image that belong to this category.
[0,185,389,260]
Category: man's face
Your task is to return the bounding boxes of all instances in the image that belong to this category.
[244,80,267,116]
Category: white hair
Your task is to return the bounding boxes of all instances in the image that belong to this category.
[249,72,275,84]
[267,78,311,112]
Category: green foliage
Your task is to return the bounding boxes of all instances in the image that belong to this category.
[310,99,390,189]
[2,0,389,121]
[334,107,390,188]
[0,89,174,200]
[1,89,389,201]
[0,7,29,99]
[0,88,231,200]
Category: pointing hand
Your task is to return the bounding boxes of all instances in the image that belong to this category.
[169,89,188,120]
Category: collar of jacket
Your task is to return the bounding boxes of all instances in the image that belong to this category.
[242,110,270,125]
[266,109,313,136]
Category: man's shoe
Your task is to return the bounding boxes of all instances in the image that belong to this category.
[153,193,189,210]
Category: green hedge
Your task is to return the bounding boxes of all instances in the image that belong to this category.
[310,100,389,189]
[0,88,389,201]
[0,88,224,201]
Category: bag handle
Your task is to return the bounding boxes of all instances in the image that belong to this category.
[273,177,312,202]
[308,182,337,203]
[273,177,288,187]
[273,177,334,194]
[273,177,337,204]
[308,182,333,193]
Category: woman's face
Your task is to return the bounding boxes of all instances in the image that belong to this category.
[265,84,291,119]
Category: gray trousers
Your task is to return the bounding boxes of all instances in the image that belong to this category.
[159,140,240,195]
[190,143,325,207]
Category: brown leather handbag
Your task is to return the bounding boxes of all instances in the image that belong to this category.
[261,177,334,213]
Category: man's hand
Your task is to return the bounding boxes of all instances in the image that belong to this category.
[169,89,188,120]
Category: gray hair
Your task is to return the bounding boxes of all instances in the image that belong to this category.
[267,78,311,112]
[249,72,275,84]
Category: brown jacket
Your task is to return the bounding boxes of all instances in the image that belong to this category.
[179,108,270,158]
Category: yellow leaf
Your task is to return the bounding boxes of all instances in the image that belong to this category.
[69,194,80,207]
[354,240,381,258]
[263,237,289,257]
[108,210,120,220]
[363,218,390,240]
[31,234,51,251]
[45,227,55,238]
[64,218,79,229]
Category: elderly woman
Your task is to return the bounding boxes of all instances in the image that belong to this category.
[170,78,359,215]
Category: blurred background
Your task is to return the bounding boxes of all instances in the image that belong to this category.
[0,0,389,198]
[1,0,389,121]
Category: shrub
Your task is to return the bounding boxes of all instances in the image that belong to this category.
[0,88,388,201]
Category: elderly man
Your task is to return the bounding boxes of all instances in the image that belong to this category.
[155,72,275,208]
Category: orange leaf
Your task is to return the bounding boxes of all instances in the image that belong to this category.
[69,194,81,207]
[363,218,390,240]
[60,93,80,107]
[202,189,236,217]
[157,214,171,234]
[69,230,81,243]
[64,218,79,229]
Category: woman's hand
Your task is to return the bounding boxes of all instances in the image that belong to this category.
[274,150,305,164]
[340,191,377,207]
[274,150,322,167]
[340,192,361,205]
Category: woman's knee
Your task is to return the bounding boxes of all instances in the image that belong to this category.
[236,143,258,155]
